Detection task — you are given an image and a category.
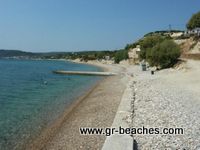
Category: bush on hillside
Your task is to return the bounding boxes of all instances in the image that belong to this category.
[147,40,180,69]
[114,50,128,63]
[187,11,200,30]
[139,35,166,60]
[124,43,138,50]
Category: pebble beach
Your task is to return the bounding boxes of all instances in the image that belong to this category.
[29,59,200,150]
[130,60,200,149]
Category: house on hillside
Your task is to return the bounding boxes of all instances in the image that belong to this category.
[104,55,110,60]
[128,45,140,64]
[185,28,200,37]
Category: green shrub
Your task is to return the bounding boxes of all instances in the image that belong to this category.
[147,40,180,69]
[139,35,165,60]
[114,49,128,63]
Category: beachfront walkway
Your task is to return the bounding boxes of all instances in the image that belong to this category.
[103,60,200,149]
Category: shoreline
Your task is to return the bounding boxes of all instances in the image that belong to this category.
[27,77,104,150]
[26,61,127,150]
[66,59,114,72]
[18,59,200,149]
[42,62,129,149]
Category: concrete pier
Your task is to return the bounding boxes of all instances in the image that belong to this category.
[53,70,117,76]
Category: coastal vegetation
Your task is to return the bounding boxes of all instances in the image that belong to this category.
[67,51,116,61]
[187,11,200,29]
[139,35,180,69]
[0,49,129,64]
[144,30,183,37]
[51,50,129,63]
[114,49,128,63]
[146,40,180,69]
[139,35,166,60]
[124,33,180,69]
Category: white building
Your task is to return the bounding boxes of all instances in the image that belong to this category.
[128,45,140,64]
[185,28,200,36]
[104,56,110,60]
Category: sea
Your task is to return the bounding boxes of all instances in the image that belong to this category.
[0,59,102,150]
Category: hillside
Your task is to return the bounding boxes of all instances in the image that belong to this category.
[0,50,36,58]
[175,38,200,60]
[0,49,120,62]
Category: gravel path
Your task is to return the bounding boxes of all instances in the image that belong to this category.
[131,60,200,149]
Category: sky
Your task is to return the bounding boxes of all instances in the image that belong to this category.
[0,0,199,52]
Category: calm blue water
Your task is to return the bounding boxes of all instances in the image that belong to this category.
[0,59,102,150]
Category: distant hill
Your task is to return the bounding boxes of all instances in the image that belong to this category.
[0,49,120,62]
[0,50,72,58]
[0,50,37,58]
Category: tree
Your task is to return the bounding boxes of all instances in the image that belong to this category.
[114,50,128,63]
[139,35,165,60]
[124,43,138,50]
[147,40,180,69]
[187,11,200,30]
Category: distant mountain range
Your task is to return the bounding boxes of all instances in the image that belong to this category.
[0,50,37,58]
[0,49,72,58]
[0,49,118,61]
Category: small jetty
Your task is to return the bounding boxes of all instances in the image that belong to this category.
[53,70,117,76]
